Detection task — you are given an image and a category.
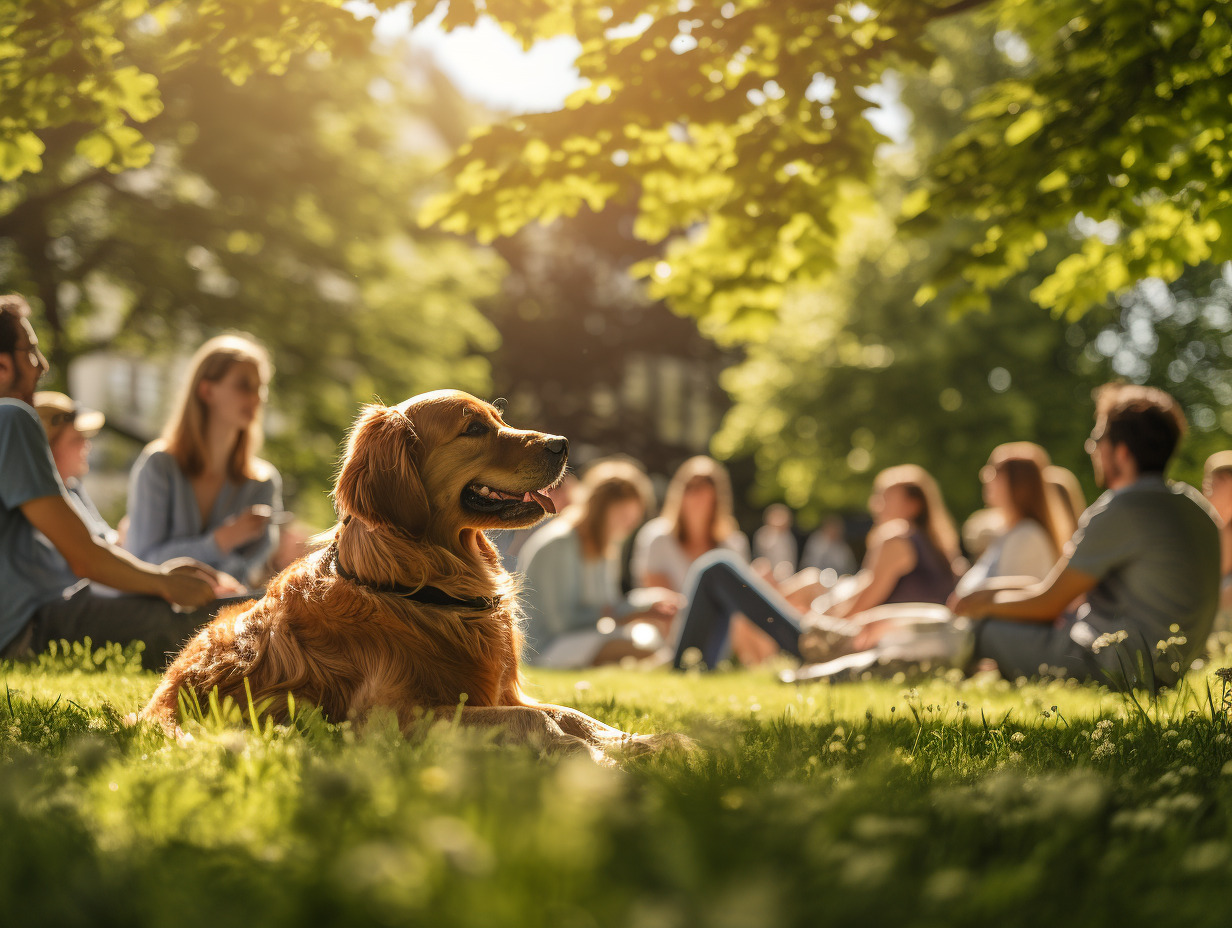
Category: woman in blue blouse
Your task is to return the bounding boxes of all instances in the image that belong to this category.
[124,334,280,590]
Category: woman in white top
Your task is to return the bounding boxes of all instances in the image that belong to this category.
[632,455,750,591]
[954,442,1068,600]
[632,455,773,663]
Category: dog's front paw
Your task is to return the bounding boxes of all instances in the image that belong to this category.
[616,730,695,758]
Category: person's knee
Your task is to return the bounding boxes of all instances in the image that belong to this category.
[694,553,746,589]
[691,549,744,574]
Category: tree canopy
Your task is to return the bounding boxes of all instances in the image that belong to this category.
[710,19,1232,520]
[1,21,501,519]
[11,1,1230,335]
[1,0,395,180]
[418,0,1232,334]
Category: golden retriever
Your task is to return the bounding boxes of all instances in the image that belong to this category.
[140,390,674,759]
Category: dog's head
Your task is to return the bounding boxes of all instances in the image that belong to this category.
[333,390,568,538]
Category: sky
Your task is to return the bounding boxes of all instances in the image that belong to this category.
[356,3,586,114]
[349,2,908,140]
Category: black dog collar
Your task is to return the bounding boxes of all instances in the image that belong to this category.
[326,541,498,613]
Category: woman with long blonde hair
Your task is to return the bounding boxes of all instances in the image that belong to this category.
[632,456,748,592]
[124,334,281,588]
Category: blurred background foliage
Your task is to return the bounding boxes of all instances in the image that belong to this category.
[2,0,1230,530]
[712,22,1232,518]
[2,6,502,524]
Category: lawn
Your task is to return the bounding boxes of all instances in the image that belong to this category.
[4,643,1232,928]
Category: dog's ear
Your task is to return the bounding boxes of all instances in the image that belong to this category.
[333,404,430,535]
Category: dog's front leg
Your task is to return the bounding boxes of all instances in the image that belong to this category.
[452,706,608,762]
[532,704,689,758]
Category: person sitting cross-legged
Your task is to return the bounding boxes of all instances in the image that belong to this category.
[952,384,1221,689]
[0,294,224,668]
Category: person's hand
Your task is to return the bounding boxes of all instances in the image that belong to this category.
[157,569,215,611]
[214,505,272,552]
[647,589,685,617]
[852,618,891,651]
[951,589,997,620]
[626,593,680,633]
[160,558,244,598]
[206,569,247,598]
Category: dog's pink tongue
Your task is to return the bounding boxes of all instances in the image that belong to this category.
[527,490,556,514]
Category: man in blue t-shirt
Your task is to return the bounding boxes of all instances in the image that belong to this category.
[0,294,220,668]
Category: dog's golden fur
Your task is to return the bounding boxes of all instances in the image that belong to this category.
[140,390,673,758]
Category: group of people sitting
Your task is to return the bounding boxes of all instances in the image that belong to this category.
[3,291,1230,690]
[1,294,291,667]
[513,383,1228,690]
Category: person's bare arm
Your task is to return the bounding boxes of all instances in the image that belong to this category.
[21,495,214,608]
[951,560,1097,623]
[832,536,916,618]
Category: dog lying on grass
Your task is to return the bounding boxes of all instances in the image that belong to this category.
[140,390,678,760]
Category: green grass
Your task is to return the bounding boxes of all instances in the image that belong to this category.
[4,642,1232,927]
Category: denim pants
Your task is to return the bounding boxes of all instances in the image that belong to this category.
[671,550,804,669]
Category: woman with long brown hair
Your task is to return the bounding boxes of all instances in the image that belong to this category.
[517,459,681,669]
[954,443,1066,599]
[124,334,280,589]
[1043,463,1087,542]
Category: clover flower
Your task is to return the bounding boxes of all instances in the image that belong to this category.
[1092,630,1128,654]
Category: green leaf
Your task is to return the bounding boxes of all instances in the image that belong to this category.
[111,66,163,122]
[1004,109,1045,146]
[76,130,114,169]
[0,132,45,181]
[900,188,931,220]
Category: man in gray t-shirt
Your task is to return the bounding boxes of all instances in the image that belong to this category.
[0,294,218,667]
[953,384,1221,689]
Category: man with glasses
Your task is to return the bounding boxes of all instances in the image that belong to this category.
[0,293,220,668]
[952,383,1220,689]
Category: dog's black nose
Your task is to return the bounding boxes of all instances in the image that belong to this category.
[545,436,568,455]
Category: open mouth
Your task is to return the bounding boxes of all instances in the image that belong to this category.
[462,482,557,519]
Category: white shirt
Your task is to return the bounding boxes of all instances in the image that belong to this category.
[631,517,750,591]
[955,518,1058,599]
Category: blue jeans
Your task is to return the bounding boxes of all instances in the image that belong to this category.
[671,550,804,669]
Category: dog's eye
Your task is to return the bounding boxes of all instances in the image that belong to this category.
[462,420,491,437]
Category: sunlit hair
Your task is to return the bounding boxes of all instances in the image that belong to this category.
[984,442,1067,553]
[1043,464,1086,540]
[565,458,654,559]
[159,334,271,481]
[873,464,960,567]
[659,455,739,549]
[1204,450,1232,488]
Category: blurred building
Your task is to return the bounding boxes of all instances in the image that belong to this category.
[485,210,743,489]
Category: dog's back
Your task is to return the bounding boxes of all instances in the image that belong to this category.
[140,546,525,733]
